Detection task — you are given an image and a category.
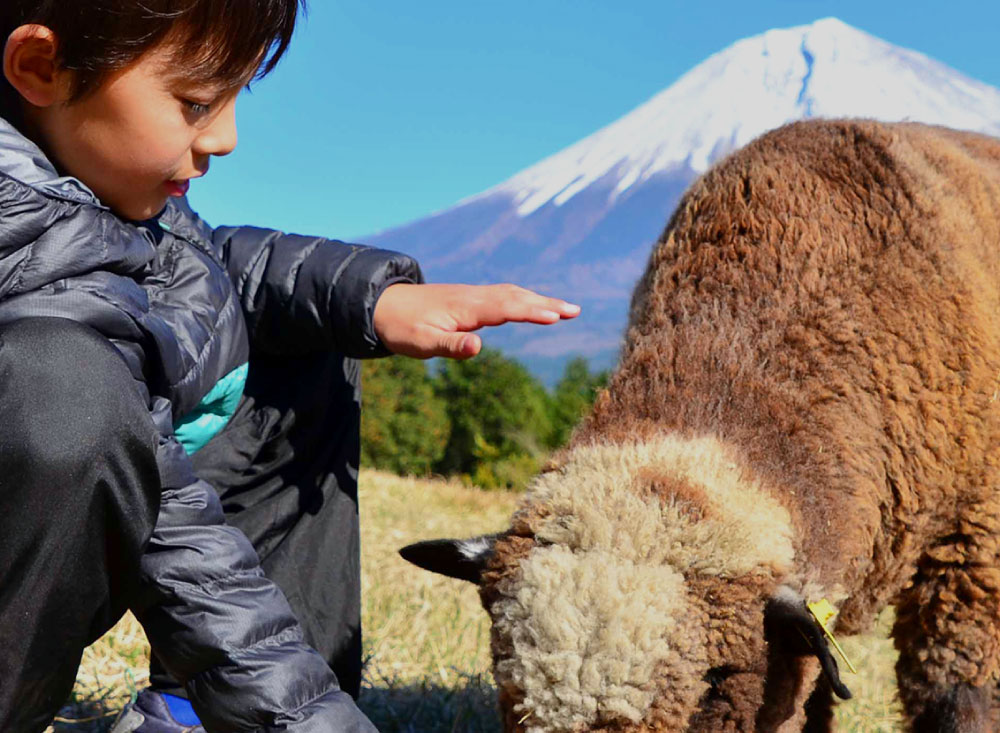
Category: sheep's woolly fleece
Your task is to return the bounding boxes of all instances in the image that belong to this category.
[490,435,795,732]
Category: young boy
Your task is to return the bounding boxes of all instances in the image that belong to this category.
[0,1,579,730]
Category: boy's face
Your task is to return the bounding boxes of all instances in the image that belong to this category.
[30,40,243,221]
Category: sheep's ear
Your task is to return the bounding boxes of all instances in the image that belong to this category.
[764,587,853,700]
[398,535,498,584]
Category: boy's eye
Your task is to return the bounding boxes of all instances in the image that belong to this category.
[182,99,212,116]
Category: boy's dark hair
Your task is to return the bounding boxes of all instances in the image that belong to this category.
[1,0,302,115]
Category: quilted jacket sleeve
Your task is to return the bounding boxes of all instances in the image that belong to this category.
[136,398,378,732]
[210,224,423,358]
[166,199,424,357]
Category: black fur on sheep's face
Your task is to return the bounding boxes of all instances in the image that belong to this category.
[401,438,852,732]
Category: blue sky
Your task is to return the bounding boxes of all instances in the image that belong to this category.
[192,0,1000,241]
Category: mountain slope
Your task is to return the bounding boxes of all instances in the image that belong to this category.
[367,18,1000,382]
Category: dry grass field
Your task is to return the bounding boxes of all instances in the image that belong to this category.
[52,471,903,732]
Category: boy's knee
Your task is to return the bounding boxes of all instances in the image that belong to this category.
[0,317,156,474]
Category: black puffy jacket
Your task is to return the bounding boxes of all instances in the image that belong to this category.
[0,117,421,730]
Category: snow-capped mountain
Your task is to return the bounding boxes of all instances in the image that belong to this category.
[367,18,1000,383]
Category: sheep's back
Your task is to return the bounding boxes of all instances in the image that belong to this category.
[576,119,1000,618]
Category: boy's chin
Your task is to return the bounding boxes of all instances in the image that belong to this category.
[110,195,170,223]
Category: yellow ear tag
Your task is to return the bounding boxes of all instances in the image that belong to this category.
[807,599,857,674]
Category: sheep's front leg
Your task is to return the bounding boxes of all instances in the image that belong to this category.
[892,525,1000,732]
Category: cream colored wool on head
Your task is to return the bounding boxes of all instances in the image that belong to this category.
[494,546,690,731]
[523,436,794,576]
[491,435,796,732]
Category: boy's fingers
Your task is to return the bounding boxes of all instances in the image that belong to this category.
[467,292,580,327]
[517,291,581,317]
[505,288,580,315]
[497,302,573,324]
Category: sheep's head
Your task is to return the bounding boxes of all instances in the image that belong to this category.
[401,437,850,732]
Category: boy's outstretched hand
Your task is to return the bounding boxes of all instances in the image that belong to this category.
[373,283,581,359]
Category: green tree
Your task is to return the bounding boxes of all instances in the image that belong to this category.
[361,356,450,476]
[433,348,553,490]
[548,357,610,448]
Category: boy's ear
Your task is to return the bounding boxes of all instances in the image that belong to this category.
[3,24,71,108]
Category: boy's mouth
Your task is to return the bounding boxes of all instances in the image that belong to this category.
[165,179,190,197]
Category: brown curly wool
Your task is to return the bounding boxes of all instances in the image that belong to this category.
[482,119,1000,732]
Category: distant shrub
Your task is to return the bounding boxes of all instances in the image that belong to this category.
[470,452,542,492]
[361,357,450,476]
[548,356,610,447]
[433,348,551,490]
[361,349,609,491]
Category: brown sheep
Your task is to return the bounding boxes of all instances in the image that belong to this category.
[400,119,1000,732]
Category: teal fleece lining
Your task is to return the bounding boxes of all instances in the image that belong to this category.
[174,363,248,454]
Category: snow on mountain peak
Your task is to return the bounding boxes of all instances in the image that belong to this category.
[477,18,1000,218]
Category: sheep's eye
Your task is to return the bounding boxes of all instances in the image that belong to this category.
[703,665,739,688]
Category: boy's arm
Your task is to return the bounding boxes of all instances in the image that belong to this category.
[136,396,378,731]
[166,198,423,357]
[167,200,580,362]
[215,224,422,356]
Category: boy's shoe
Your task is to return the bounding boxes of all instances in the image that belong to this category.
[110,690,205,733]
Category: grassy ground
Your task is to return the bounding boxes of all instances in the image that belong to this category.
[53,471,903,732]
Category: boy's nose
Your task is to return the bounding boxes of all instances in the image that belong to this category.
[195,98,238,157]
